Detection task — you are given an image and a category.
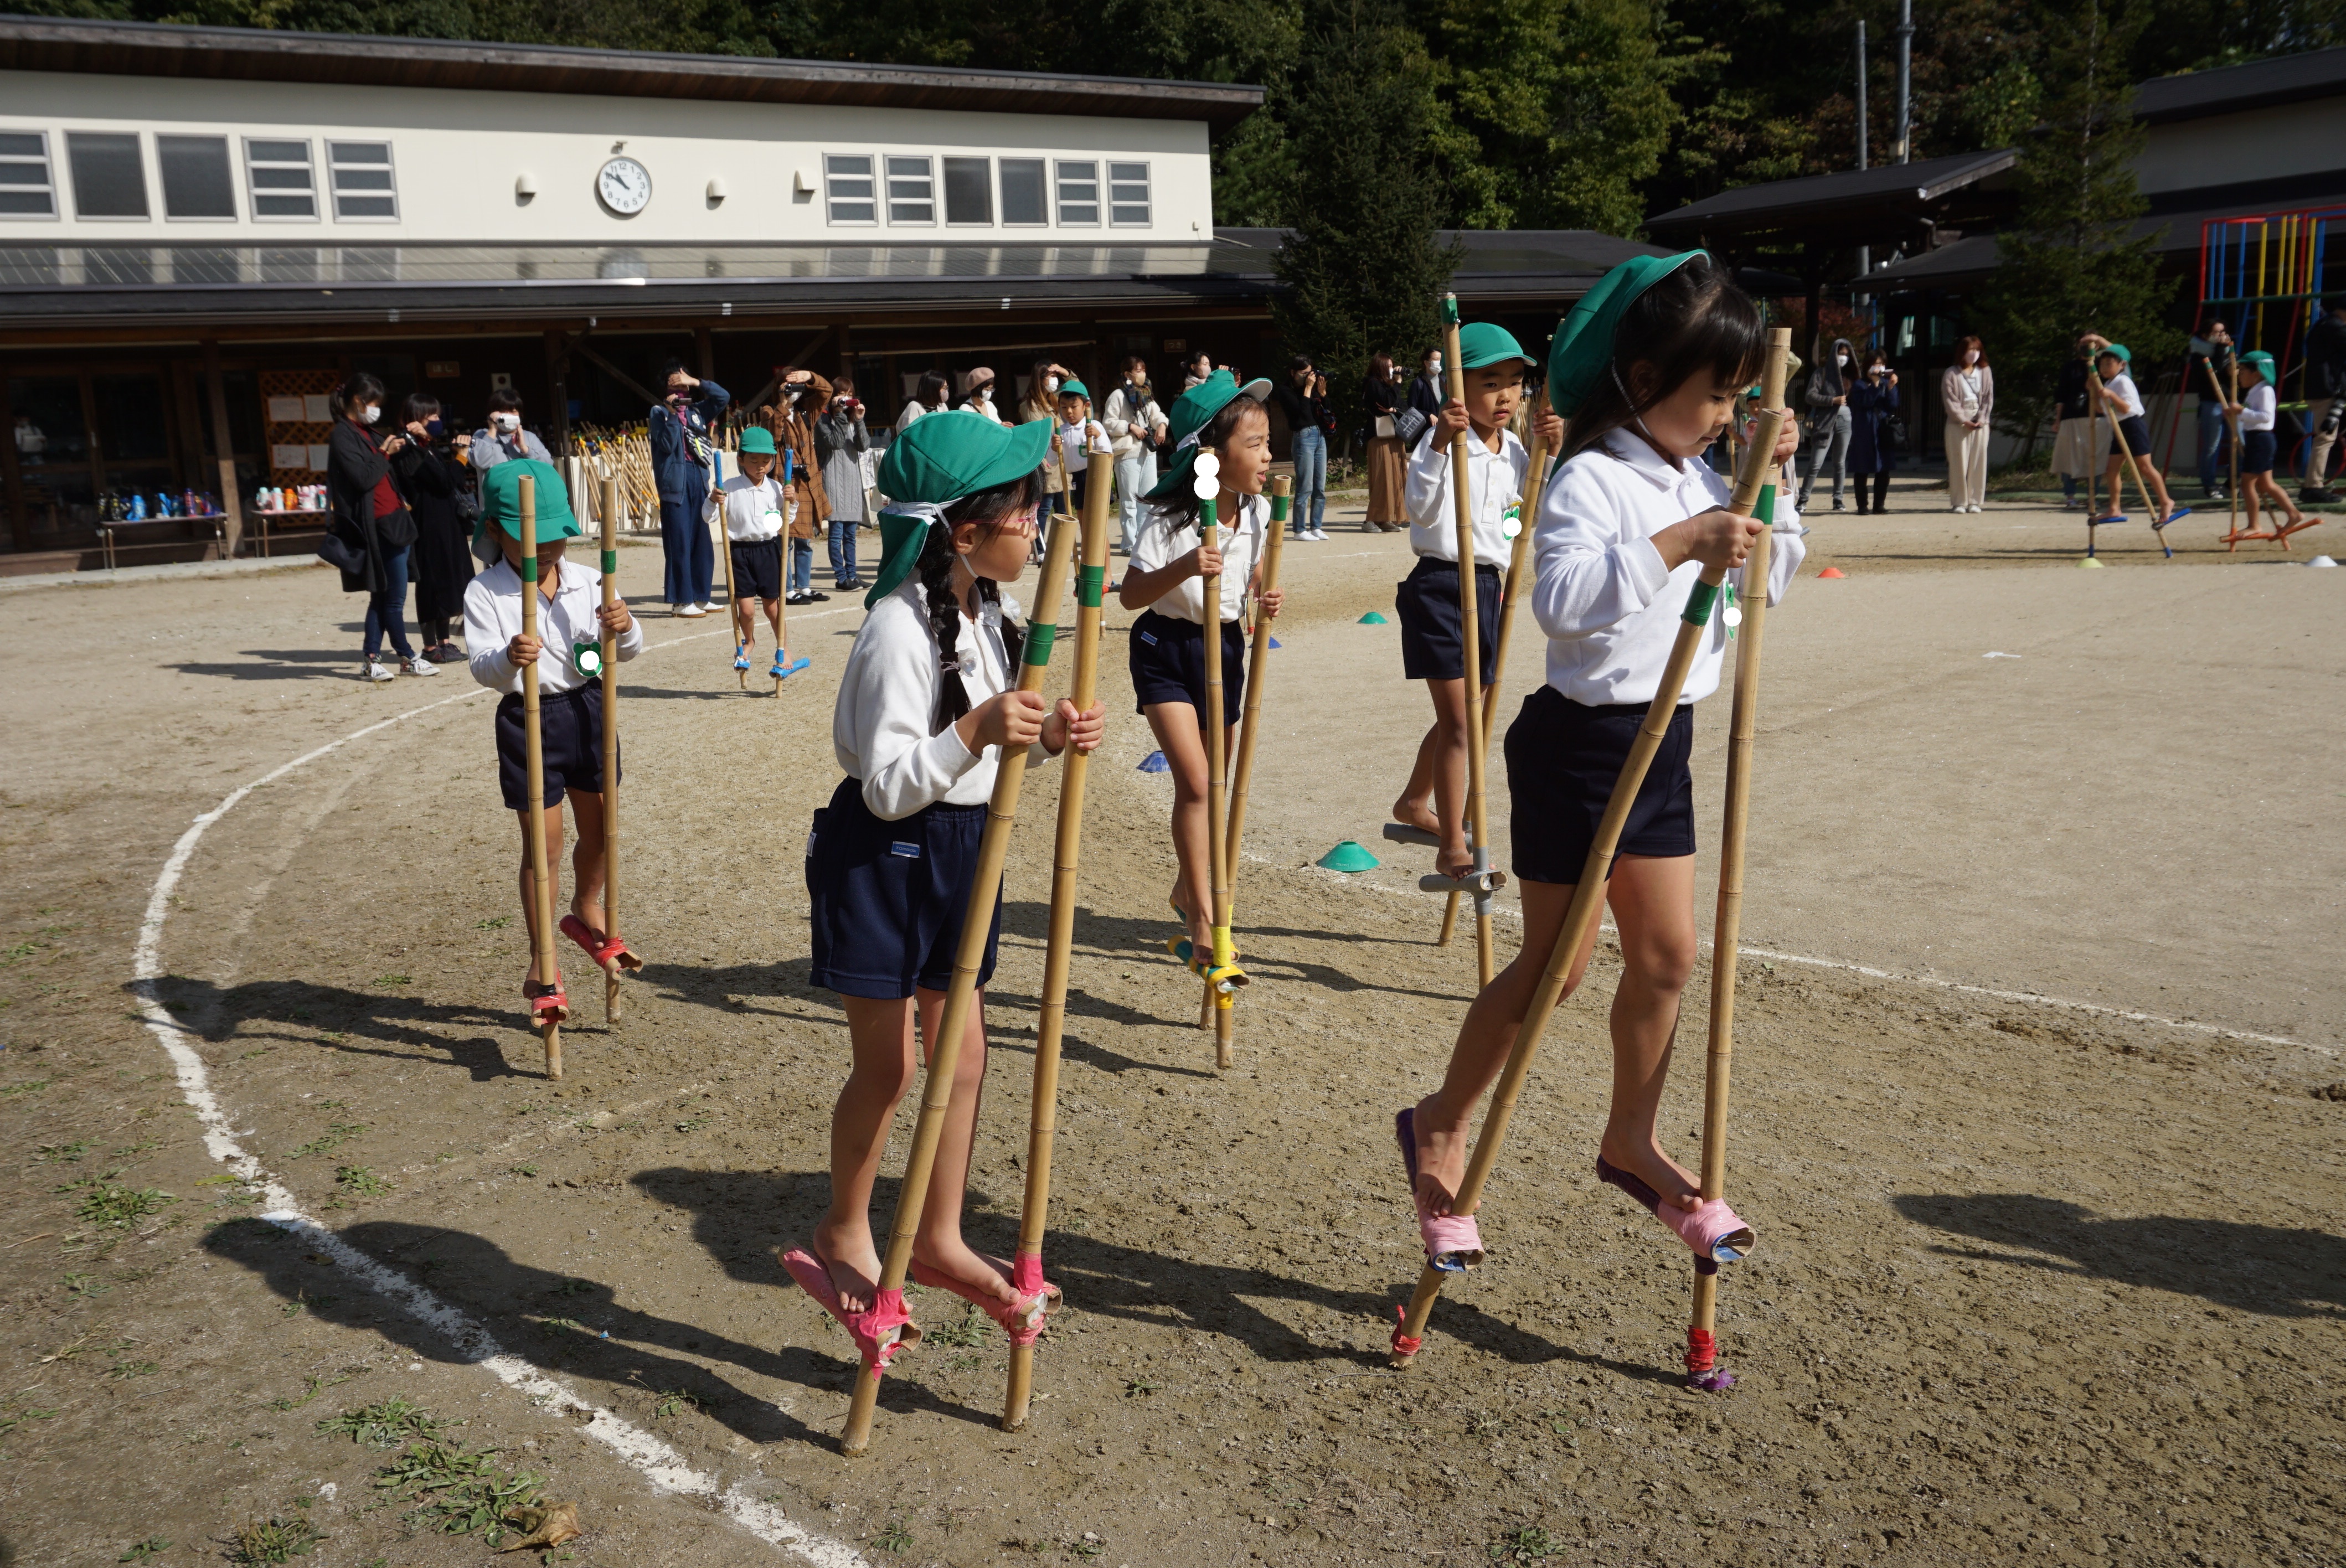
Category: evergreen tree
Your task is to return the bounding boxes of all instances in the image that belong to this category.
[1272,0,1457,436]
[1975,0,2178,456]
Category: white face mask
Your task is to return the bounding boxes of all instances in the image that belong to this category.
[1963,350,1981,366]
[493,412,520,433]
[1043,375,1059,394]
[1837,353,1850,368]
[360,405,381,426]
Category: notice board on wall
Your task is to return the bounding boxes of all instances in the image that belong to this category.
[258,370,343,487]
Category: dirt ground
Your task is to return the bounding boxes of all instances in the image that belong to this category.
[1,474,2340,1568]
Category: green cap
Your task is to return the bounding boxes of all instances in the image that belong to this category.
[864,411,1056,608]
[2097,343,2132,364]
[1143,369,1271,501]
[1546,250,1708,417]
[476,458,581,545]
[738,426,777,456]
[2239,349,2276,376]
[1458,322,1535,371]
[1058,378,1090,400]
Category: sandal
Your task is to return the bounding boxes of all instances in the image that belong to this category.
[1595,1156,1754,1263]
[778,1245,920,1371]
[1396,1107,1483,1271]
[559,914,643,973]
[908,1258,1056,1347]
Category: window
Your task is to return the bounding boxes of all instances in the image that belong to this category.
[885,155,934,225]
[1108,161,1151,226]
[244,138,317,221]
[157,135,236,220]
[328,141,398,221]
[942,156,992,226]
[999,158,1046,226]
[824,153,875,224]
[65,132,148,219]
[0,131,57,219]
[1055,160,1099,226]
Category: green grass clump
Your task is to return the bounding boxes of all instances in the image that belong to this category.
[372,1439,545,1547]
[317,1396,451,1449]
[76,1183,176,1229]
[228,1514,324,1564]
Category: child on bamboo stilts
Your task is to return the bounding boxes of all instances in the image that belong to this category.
[1117,372,1285,976]
[705,426,798,679]
[1391,324,1566,879]
[2233,350,2313,538]
[2095,344,2180,528]
[787,415,1105,1348]
[461,459,642,1025]
[1396,253,1804,1266]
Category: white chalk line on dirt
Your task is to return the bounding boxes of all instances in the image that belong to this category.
[131,612,868,1568]
[1275,856,2337,1056]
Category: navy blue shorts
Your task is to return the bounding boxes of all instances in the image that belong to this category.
[1128,608,1245,727]
[2243,430,2278,473]
[2112,415,2153,458]
[730,537,782,602]
[805,775,1003,1000]
[1504,685,1695,884]
[1396,556,1501,684]
[495,685,616,811]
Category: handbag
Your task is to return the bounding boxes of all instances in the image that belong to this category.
[316,517,366,575]
[1374,414,1397,440]
[1395,408,1430,447]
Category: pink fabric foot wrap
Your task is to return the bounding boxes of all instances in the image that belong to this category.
[1595,1157,1756,1262]
[908,1260,1054,1348]
[779,1246,917,1372]
[1396,1107,1484,1270]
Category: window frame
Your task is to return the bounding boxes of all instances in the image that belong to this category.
[0,128,60,222]
[823,152,877,227]
[155,133,238,223]
[63,130,151,222]
[883,153,936,228]
[997,157,1048,229]
[326,140,400,224]
[242,136,319,224]
[940,154,993,228]
[1107,160,1152,228]
[1054,159,1100,228]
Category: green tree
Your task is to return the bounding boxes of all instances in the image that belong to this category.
[1272,0,1457,434]
[1974,0,2178,456]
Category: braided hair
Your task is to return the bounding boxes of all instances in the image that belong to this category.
[915,469,1044,735]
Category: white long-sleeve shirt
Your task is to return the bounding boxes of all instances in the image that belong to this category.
[1128,495,1269,623]
[833,577,1044,819]
[463,557,643,696]
[703,471,794,541]
[2241,381,2277,432]
[1405,425,1528,569]
[1532,428,1806,708]
[1103,384,1167,457]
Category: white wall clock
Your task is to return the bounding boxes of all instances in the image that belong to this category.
[596,157,652,216]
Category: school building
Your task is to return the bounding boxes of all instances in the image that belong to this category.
[0,14,1662,572]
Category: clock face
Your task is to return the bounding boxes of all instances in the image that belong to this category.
[596,157,652,215]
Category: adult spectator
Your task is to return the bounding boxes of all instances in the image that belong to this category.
[326,372,429,682]
[1406,348,1445,431]
[470,388,551,474]
[1103,357,1166,556]
[1020,361,1074,528]
[1364,352,1407,534]
[1270,355,1332,541]
[1845,352,1900,514]
[2051,332,2108,509]
[756,368,830,605]
[1801,335,1856,512]
[648,360,730,617]
[1181,351,1214,391]
[2188,321,2237,502]
[1941,336,1993,513]
[896,370,951,434]
[816,375,870,591]
[390,392,475,663]
[2302,298,2346,504]
[958,366,1003,422]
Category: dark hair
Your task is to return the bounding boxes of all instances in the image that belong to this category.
[487,387,524,416]
[1369,351,1396,380]
[917,469,1044,734]
[399,393,441,429]
[1953,335,1987,365]
[916,372,951,408]
[662,358,688,378]
[833,375,855,396]
[1163,397,1269,529]
[334,372,386,419]
[1288,354,1314,378]
[1561,254,1766,459]
[1122,354,1147,374]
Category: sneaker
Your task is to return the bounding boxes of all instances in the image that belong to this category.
[425,642,465,663]
[678,602,707,618]
[1831,499,1846,512]
[362,659,395,683]
[403,654,440,677]
[1313,528,1331,540]
[2303,488,2339,505]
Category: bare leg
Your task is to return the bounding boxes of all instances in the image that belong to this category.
[1593,854,1702,1209]
[763,597,785,647]
[563,789,611,949]
[734,588,757,652]
[1144,700,1215,953]
[515,801,566,992]
[1394,678,1471,876]
[1393,723,1442,835]
[906,986,1021,1306]
[813,993,919,1314]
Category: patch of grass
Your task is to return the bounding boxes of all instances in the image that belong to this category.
[107,1356,160,1380]
[76,1183,176,1229]
[239,1048,274,1060]
[62,1271,109,1297]
[873,1521,914,1552]
[318,1396,452,1449]
[650,1387,702,1420]
[372,1439,545,1547]
[36,1139,91,1163]
[1121,1376,1160,1398]
[2,1076,56,1096]
[334,1166,391,1198]
[112,1138,163,1159]
[0,1400,59,1437]
[285,1122,366,1159]
[475,916,510,930]
[673,1115,709,1133]
[118,1538,172,1562]
[1487,1525,1563,1563]
[316,1099,348,1111]
[228,1514,325,1564]
[926,1304,988,1349]
[549,1277,594,1297]
[534,1316,587,1340]
[270,1370,355,1411]
[508,1165,539,1178]
[374,974,411,987]
[280,1290,340,1317]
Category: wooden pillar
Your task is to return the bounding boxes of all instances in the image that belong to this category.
[835,319,853,386]
[0,349,25,551]
[202,339,246,557]
[695,323,715,381]
[545,329,571,459]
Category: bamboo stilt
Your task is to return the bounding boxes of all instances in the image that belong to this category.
[1391,399,1789,1370]
[518,476,563,1080]
[714,450,744,685]
[1214,475,1291,1064]
[597,476,624,1026]
[2089,374,2169,553]
[2207,358,2242,546]
[1440,296,1497,988]
[1199,491,1233,1068]
[839,487,1082,1458]
[1686,326,1792,1391]
[1003,439,1115,1433]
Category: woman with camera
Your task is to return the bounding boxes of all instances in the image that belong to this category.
[1847,352,1901,515]
[391,393,476,662]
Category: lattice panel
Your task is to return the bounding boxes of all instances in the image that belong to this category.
[258,369,345,489]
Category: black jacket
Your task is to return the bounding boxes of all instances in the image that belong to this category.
[1270,379,1331,438]
[327,420,412,596]
[1364,374,1405,419]
[2308,315,2346,401]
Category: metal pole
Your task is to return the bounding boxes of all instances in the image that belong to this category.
[1855,22,1870,298]
[1895,0,1914,165]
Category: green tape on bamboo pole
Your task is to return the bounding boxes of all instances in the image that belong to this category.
[1755,484,1776,527]
[521,554,538,584]
[1077,564,1105,607]
[601,549,618,574]
[1023,623,1059,666]
[1269,491,1290,523]
[1682,579,1720,626]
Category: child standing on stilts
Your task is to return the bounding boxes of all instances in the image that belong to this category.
[1117,371,1285,983]
[1396,253,1803,1271]
[462,460,642,1028]
[2233,350,2315,541]
[783,414,1104,1359]
[703,426,807,682]
[1391,323,1565,881]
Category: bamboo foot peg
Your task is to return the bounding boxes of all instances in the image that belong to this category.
[1418,869,1505,895]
